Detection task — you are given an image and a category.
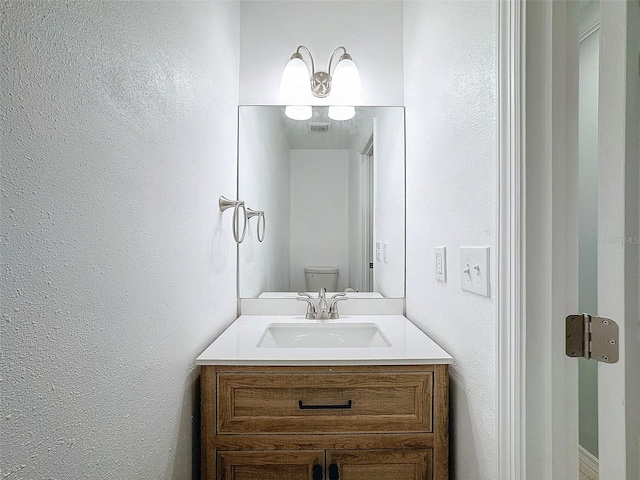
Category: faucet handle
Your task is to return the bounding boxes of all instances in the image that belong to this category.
[296,296,317,319]
[328,295,348,319]
[297,292,312,298]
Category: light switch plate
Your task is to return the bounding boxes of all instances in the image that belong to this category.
[460,247,490,297]
[383,243,388,263]
[435,247,446,281]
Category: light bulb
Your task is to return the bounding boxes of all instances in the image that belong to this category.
[331,57,362,102]
[328,106,355,121]
[280,56,310,104]
[285,105,312,121]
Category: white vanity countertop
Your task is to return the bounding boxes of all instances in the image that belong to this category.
[196,315,453,366]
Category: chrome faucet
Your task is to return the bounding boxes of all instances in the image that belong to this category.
[328,293,347,319]
[296,292,317,319]
[317,288,329,319]
[298,289,348,320]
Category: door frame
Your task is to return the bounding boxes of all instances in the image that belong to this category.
[359,131,375,292]
[497,0,527,477]
[498,1,639,479]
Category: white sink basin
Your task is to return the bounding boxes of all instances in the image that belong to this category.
[257,322,392,348]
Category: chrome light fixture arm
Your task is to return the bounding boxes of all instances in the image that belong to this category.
[292,45,316,78]
[327,46,349,77]
[290,45,352,98]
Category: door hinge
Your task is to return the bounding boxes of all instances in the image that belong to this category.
[566,314,619,363]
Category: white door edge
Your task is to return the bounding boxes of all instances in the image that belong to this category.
[517,1,581,478]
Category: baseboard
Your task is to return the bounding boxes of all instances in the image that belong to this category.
[579,445,599,480]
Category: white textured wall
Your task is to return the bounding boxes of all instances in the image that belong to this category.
[403,1,498,478]
[239,0,404,106]
[238,107,291,297]
[0,2,239,478]
[289,149,350,292]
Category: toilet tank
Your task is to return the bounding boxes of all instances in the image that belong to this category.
[304,266,339,292]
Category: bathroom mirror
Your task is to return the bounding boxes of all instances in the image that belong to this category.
[238,105,405,299]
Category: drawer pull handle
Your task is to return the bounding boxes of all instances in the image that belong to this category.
[298,400,352,410]
[312,464,323,480]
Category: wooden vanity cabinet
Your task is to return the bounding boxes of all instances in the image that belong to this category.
[201,365,449,480]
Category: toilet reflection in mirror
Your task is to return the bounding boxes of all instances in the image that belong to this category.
[238,106,405,299]
[305,266,339,292]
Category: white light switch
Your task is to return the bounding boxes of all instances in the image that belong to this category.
[460,247,490,297]
[435,247,446,281]
[375,241,381,261]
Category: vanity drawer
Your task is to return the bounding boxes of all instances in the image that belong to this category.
[216,371,433,434]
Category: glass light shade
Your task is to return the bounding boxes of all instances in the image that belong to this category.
[328,106,355,121]
[285,105,312,121]
[331,58,362,101]
[280,56,310,103]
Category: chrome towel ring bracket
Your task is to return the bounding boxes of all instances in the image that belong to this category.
[219,196,247,244]
[246,208,266,242]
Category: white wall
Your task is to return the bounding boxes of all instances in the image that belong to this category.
[238,107,291,297]
[239,1,404,106]
[289,149,350,292]
[0,2,239,478]
[373,109,406,297]
[403,1,498,478]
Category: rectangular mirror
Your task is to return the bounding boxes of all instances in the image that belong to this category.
[238,105,405,299]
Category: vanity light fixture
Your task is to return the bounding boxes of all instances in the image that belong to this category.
[281,45,361,121]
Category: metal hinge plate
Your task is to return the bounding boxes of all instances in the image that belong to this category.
[566,314,619,363]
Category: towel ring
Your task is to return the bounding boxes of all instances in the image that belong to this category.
[247,208,266,242]
[219,196,247,244]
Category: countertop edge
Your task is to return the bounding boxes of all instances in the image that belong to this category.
[196,358,454,366]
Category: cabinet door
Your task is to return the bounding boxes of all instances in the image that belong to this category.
[326,449,433,480]
[217,450,324,480]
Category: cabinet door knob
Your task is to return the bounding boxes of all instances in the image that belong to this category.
[312,464,323,480]
[328,463,339,480]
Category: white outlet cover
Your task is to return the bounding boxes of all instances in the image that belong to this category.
[460,247,490,297]
[435,247,446,281]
